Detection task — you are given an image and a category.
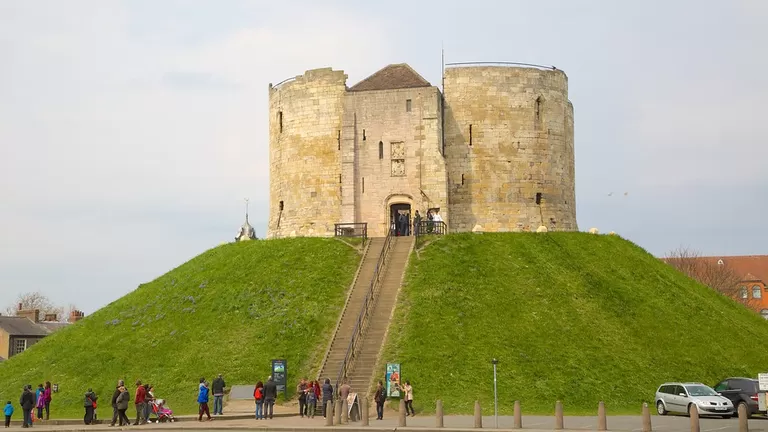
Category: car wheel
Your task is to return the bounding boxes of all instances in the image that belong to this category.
[657,401,667,416]
[738,402,752,418]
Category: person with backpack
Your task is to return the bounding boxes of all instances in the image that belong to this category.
[374,381,386,420]
[253,381,264,420]
[197,379,211,422]
[83,389,97,425]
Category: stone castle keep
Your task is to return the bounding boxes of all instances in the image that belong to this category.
[267,63,577,238]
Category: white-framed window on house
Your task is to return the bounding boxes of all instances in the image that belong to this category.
[753,285,762,299]
[14,339,27,355]
[740,286,748,299]
[761,309,768,320]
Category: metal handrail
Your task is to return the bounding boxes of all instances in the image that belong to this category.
[334,226,394,396]
[271,76,297,89]
[445,61,557,71]
[414,220,447,237]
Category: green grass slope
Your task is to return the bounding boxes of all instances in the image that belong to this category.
[381,233,768,415]
[0,238,360,418]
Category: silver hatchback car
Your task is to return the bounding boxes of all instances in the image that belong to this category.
[656,382,734,418]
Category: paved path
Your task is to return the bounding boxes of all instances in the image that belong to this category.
[6,413,768,432]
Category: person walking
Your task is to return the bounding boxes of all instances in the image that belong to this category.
[374,381,386,420]
[339,379,351,402]
[297,378,308,418]
[262,376,277,420]
[83,389,97,425]
[19,386,34,428]
[403,381,414,416]
[42,382,51,421]
[108,380,123,427]
[211,374,226,416]
[133,380,146,425]
[321,379,333,419]
[4,400,13,428]
[115,386,130,427]
[306,382,317,419]
[197,378,212,422]
[142,385,153,423]
[253,381,264,420]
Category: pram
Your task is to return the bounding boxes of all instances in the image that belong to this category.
[150,399,176,423]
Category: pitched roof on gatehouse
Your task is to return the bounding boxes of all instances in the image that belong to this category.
[348,63,431,92]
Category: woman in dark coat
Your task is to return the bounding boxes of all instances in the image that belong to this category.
[321,379,333,419]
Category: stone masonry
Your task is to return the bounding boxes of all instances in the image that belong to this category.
[267,63,577,238]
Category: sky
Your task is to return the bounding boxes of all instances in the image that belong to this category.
[1,0,766,314]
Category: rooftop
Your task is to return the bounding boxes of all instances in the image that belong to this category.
[0,316,51,337]
[348,63,431,92]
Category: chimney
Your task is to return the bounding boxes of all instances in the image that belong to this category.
[16,308,40,323]
[18,303,22,311]
[44,313,57,322]
[69,310,85,322]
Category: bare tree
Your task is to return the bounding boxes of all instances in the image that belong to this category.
[664,246,748,306]
[4,291,64,320]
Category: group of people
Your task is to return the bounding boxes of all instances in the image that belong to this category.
[395,209,444,236]
[195,374,226,421]
[251,376,279,419]
[10,382,52,428]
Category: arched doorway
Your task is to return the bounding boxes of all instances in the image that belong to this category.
[390,203,412,236]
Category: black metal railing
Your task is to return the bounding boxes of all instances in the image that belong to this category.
[414,220,447,237]
[334,223,368,239]
[334,227,393,396]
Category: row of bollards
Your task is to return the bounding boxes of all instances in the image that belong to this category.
[325,398,750,432]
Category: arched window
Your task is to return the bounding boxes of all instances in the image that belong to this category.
[761,310,768,320]
[740,286,748,299]
[753,285,762,299]
[378,141,384,159]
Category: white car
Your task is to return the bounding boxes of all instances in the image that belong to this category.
[656,382,734,418]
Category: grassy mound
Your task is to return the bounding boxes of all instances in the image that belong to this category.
[0,238,360,418]
[381,233,768,415]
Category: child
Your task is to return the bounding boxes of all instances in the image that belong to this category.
[4,401,13,428]
[306,384,317,418]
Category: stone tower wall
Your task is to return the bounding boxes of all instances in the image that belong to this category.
[267,68,347,238]
[443,66,577,232]
[342,87,447,237]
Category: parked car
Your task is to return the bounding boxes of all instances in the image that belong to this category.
[713,377,765,418]
[655,382,734,418]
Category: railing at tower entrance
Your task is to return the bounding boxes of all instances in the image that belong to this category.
[334,225,393,396]
[414,220,447,237]
[334,223,368,240]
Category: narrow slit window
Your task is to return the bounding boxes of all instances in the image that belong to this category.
[469,124,473,146]
[278,111,283,133]
[406,99,412,112]
[339,174,342,184]
[337,130,341,150]
[535,193,542,205]
[378,141,383,159]
[279,200,284,211]
[362,129,366,141]
[461,174,465,185]
[362,177,365,194]
[535,97,541,122]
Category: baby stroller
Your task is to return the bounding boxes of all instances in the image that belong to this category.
[150,399,176,423]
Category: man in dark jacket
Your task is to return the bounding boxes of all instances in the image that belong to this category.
[211,374,226,416]
[109,380,124,427]
[19,386,35,428]
[262,376,277,420]
[84,389,97,425]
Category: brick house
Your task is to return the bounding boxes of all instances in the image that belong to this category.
[700,256,768,318]
[0,306,84,361]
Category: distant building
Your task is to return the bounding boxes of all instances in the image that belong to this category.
[0,306,84,361]
[704,256,768,318]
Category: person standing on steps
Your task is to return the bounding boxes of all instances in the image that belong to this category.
[253,381,264,420]
[133,380,146,425]
[374,381,386,420]
[108,380,123,427]
[83,388,97,425]
[262,376,277,420]
[321,378,333,419]
[211,374,226,416]
[403,381,415,416]
[197,378,212,422]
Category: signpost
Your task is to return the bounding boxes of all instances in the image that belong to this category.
[386,363,401,398]
[271,359,287,399]
[492,359,499,429]
[758,373,768,412]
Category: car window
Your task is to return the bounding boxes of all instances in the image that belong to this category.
[685,385,718,397]
[714,382,728,392]
[733,380,758,393]
[676,385,687,396]
[663,385,673,394]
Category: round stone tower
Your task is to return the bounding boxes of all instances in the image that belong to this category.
[443,65,577,232]
[268,68,348,238]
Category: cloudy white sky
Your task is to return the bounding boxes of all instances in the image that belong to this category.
[1,0,766,314]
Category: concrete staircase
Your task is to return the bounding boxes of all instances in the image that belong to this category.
[316,238,386,383]
[345,236,414,396]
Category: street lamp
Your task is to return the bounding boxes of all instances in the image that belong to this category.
[492,358,499,428]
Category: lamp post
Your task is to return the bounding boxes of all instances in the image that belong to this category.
[492,358,499,428]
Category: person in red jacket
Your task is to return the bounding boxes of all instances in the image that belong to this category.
[133,381,146,425]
